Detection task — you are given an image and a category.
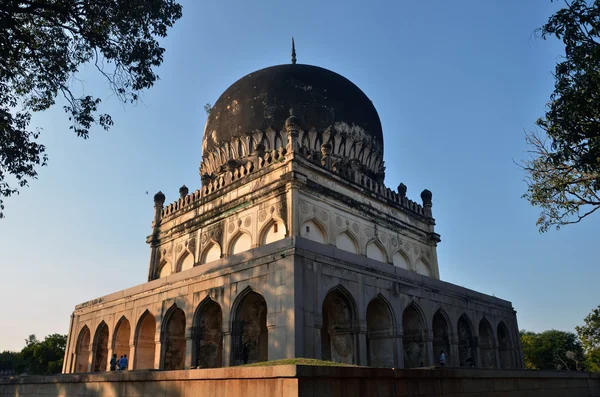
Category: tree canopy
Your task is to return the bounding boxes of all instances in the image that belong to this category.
[576,305,600,371]
[523,0,600,232]
[0,0,183,218]
[520,329,586,370]
[0,334,66,375]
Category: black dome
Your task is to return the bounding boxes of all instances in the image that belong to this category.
[202,64,383,155]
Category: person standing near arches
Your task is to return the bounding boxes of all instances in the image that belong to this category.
[439,350,446,367]
[110,354,118,371]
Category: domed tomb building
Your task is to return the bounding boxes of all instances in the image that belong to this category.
[62,52,523,372]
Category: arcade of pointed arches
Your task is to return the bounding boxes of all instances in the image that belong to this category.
[69,286,518,372]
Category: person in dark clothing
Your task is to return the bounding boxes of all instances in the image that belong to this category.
[109,354,118,371]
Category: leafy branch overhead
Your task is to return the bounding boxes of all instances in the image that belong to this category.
[523,0,600,232]
[0,0,183,217]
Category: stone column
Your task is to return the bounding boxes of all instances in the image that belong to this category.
[474,338,481,368]
[87,342,94,372]
[493,343,501,369]
[222,331,232,367]
[147,192,165,282]
[425,330,435,366]
[185,333,194,369]
[128,344,136,370]
[313,315,323,360]
[267,313,280,361]
[395,334,404,368]
[357,330,368,366]
[154,333,163,370]
[449,334,460,367]
[62,313,75,374]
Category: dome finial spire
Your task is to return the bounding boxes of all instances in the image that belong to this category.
[291,37,297,64]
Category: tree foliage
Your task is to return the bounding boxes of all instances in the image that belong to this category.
[0,334,67,375]
[520,329,585,370]
[0,0,182,218]
[523,0,600,232]
[576,305,600,371]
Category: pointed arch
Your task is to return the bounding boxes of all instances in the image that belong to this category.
[335,230,359,254]
[112,316,131,361]
[402,302,426,368]
[479,317,496,368]
[193,297,223,368]
[321,285,357,365]
[300,218,327,244]
[366,239,388,263]
[432,309,451,366]
[497,321,514,369]
[134,310,156,369]
[74,325,91,373]
[392,250,410,270]
[161,304,186,370]
[157,260,171,279]
[177,251,195,273]
[231,287,268,365]
[260,218,287,246]
[229,231,252,256]
[415,257,431,277]
[457,313,475,367]
[366,294,395,367]
[91,321,109,372]
[200,242,222,265]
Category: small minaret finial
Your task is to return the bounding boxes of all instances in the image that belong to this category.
[291,37,297,64]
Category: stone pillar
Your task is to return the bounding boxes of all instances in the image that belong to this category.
[62,313,75,374]
[154,337,163,370]
[314,315,323,360]
[185,335,194,369]
[395,335,404,368]
[449,335,460,367]
[357,329,368,366]
[128,344,136,370]
[493,344,501,369]
[87,342,94,372]
[267,313,280,361]
[222,331,232,367]
[474,338,481,368]
[148,191,165,282]
[425,330,435,366]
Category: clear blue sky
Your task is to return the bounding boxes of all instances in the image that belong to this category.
[0,0,598,352]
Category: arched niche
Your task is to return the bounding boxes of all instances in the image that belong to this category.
[74,326,91,373]
[366,296,394,367]
[335,231,358,254]
[158,261,171,278]
[134,311,156,369]
[432,310,450,366]
[300,220,326,244]
[193,298,223,368]
[261,220,286,245]
[113,317,131,363]
[321,286,356,365]
[497,321,514,369]
[392,250,410,270]
[415,259,431,277]
[162,306,186,370]
[179,253,195,272]
[402,303,425,368]
[229,232,252,256]
[366,241,387,263]
[457,314,475,367]
[201,242,221,265]
[232,290,268,365]
[92,322,109,372]
[479,318,496,368]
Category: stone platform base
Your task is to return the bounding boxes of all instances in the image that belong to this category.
[2,365,599,397]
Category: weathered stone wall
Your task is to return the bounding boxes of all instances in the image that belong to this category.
[2,366,599,397]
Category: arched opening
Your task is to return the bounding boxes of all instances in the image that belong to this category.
[402,303,426,368]
[366,241,386,263]
[201,242,221,264]
[432,310,450,366]
[321,287,356,364]
[497,322,513,369]
[415,259,431,277]
[158,261,171,278]
[230,232,252,255]
[479,318,496,368]
[366,297,394,367]
[134,311,156,369]
[336,231,358,254]
[74,326,91,373]
[300,220,326,244]
[179,253,194,272]
[92,322,109,371]
[457,314,475,367]
[392,250,410,270]
[193,299,223,368]
[113,318,131,364]
[262,220,286,245]
[163,307,186,370]
[232,291,268,365]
